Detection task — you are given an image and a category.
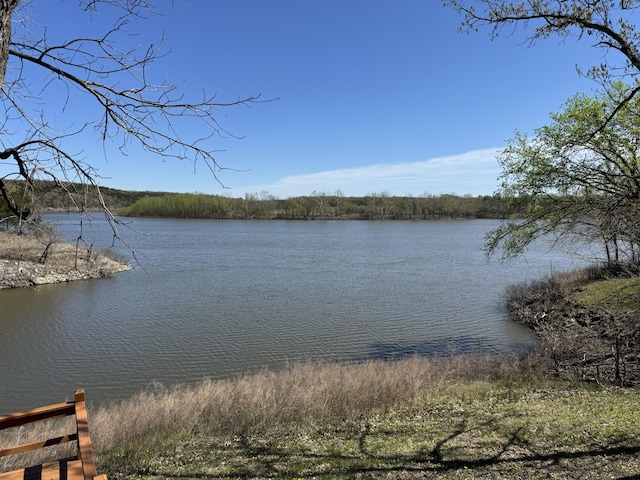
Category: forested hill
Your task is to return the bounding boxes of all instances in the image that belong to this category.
[6,180,513,220]
[1,180,171,214]
[42,183,172,211]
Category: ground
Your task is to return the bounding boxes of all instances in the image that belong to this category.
[505,266,640,386]
[0,229,131,289]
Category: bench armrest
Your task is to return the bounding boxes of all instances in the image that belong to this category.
[74,390,100,480]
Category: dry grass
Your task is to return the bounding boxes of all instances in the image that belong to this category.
[4,356,530,473]
[82,355,640,479]
[503,265,605,312]
[504,263,640,313]
[4,356,640,479]
[88,355,542,454]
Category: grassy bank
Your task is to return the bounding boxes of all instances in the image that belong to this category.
[3,355,636,479]
[504,264,640,386]
[86,356,639,479]
[1,358,639,478]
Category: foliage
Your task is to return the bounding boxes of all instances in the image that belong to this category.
[1,179,518,220]
[117,191,513,220]
[486,83,640,262]
[0,180,31,228]
[118,193,242,219]
[0,179,170,216]
[444,1,640,263]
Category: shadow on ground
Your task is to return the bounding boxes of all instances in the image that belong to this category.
[130,410,640,479]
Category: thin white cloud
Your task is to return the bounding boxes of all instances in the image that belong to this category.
[228,147,503,198]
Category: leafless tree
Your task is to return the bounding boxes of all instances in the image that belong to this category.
[0,0,261,230]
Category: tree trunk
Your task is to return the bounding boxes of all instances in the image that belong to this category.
[0,0,19,91]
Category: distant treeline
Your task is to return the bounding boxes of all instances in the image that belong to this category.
[117,192,512,220]
[1,180,515,220]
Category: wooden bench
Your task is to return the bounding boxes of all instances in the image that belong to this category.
[0,390,106,480]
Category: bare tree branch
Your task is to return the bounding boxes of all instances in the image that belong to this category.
[0,0,271,244]
[445,1,640,128]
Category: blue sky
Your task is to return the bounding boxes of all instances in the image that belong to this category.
[12,1,603,198]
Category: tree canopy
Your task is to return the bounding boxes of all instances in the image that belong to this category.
[0,1,260,230]
[486,82,640,263]
[445,1,640,262]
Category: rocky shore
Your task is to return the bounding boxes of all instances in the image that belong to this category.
[505,266,640,386]
[0,230,131,289]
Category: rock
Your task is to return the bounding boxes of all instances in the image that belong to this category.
[0,231,131,289]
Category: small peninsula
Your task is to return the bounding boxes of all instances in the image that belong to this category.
[0,229,131,289]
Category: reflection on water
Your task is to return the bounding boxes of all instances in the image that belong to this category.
[0,216,593,412]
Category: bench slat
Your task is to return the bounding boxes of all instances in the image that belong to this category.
[0,404,75,430]
[0,434,77,457]
[0,459,84,480]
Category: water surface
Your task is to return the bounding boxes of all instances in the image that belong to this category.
[0,217,591,411]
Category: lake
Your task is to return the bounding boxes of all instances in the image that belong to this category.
[0,216,592,412]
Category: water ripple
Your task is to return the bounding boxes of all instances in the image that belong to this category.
[0,217,591,411]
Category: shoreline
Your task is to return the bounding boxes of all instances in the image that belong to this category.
[0,256,131,289]
[505,265,640,386]
[0,230,131,290]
